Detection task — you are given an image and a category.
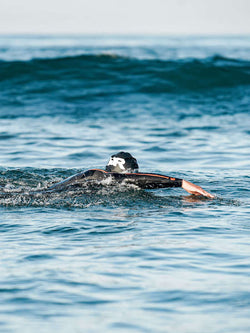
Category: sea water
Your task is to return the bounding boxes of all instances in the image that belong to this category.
[0,35,249,333]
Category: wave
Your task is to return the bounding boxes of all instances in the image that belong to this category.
[0,54,250,93]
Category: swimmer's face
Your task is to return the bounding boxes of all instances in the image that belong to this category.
[106,157,126,173]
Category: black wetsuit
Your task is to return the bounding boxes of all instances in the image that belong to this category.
[47,169,183,192]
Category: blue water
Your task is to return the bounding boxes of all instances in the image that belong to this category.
[0,35,249,333]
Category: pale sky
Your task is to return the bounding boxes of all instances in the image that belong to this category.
[0,0,250,35]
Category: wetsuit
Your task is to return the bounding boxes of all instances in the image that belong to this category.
[47,169,183,192]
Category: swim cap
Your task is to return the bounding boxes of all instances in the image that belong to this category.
[105,152,139,173]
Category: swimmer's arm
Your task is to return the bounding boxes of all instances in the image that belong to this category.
[182,179,214,198]
[123,173,183,189]
[124,173,214,198]
[46,170,88,191]
[47,169,105,191]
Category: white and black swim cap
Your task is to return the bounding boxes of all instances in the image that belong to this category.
[105,152,139,173]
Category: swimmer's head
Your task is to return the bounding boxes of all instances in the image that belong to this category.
[105,152,139,173]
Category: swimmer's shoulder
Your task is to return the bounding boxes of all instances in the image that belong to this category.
[47,169,109,192]
[83,169,110,180]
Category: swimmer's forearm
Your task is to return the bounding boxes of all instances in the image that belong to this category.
[122,174,183,189]
[182,179,214,198]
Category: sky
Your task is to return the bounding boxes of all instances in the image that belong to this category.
[0,0,250,35]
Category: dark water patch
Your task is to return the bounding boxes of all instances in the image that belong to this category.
[111,322,143,331]
[0,287,30,293]
[76,299,114,306]
[23,254,54,261]
[143,146,167,152]
[185,126,220,131]
[67,151,99,160]
[145,290,250,308]
[186,226,227,234]
[6,296,73,307]
[87,225,135,236]
[0,133,16,140]
[42,226,80,235]
[0,223,24,232]
[154,130,187,138]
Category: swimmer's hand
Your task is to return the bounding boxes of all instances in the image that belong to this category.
[182,180,215,198]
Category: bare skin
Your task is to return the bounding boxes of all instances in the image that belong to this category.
[182,179,215,198]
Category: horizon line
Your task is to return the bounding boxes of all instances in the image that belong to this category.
[0,32,250,37]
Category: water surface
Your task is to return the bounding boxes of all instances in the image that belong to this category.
[0,35,249,333]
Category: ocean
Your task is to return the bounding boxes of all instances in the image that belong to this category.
[0,35,249,333]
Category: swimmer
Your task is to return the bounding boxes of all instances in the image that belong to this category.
[47,152,214,198]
